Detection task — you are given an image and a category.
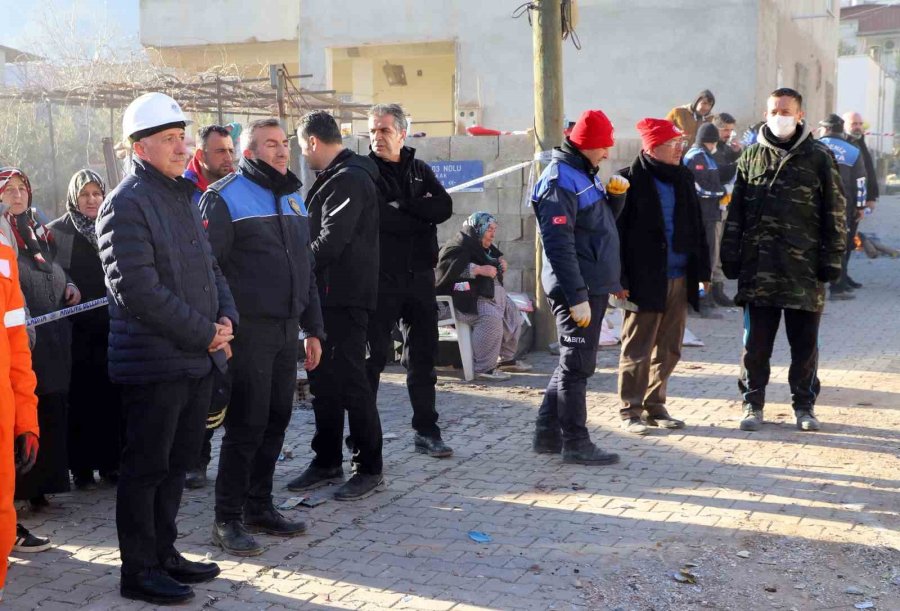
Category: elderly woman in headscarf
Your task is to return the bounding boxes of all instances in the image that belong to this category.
[48,170,122,490]
[0,167,79,551]
[436,212,530,382]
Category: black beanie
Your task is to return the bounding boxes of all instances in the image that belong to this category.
[696,122,720,145]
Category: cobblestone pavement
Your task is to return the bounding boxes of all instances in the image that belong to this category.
[7,199,900,610]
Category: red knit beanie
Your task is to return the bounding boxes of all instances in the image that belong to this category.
[636,118,683,151]
[568,110,615,150]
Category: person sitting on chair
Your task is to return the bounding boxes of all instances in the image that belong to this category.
[435,212,530,382]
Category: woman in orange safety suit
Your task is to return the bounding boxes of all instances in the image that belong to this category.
[0,217,39,599]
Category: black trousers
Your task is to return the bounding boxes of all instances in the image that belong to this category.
[117,374,212,575]
[199,428,215,467]
[366,271,440,437]
[536,294,607,442]
[310,307,383,474]
[215,318,298,522]
[740,305,821,410]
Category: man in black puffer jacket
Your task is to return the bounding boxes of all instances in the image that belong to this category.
[287,111,384,502]
[201,118,325,557]
[96,92,237,605]
[365,103,454,459]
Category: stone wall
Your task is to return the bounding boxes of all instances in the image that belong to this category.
[338,134,643,298]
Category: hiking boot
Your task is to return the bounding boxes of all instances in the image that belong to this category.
[711,282,734,307]
[160,552,220,584]
[561,439,619,466]
[13,524,50,553]
[333,473,385,501]
[184,467,208,490]
[699,299,724,319]
[795,409,821,432]
[73,471,97,491]
[532,428,563,454]
[212,520,263,557]
[621,417,649,435]
[739,406,764,431]
[414,434,454,458]
[243,504,307,537]
[645,413,686,429]
[475,369,512,382]
[286,464,344,492]
[829,288,855,301]
[497,360,533,373]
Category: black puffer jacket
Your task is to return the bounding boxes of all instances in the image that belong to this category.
[307,148,380,310]
[96,156,238,384]
[369,146,453,273]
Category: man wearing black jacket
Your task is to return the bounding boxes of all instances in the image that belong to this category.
[287,111,384,501]
[201,118,324,556]
[365,103,454,458]
[97,92,236,604]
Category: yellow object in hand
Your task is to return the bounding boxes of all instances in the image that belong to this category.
[568,302,592,328]
[719,193,732,207]
[606,175,630,195]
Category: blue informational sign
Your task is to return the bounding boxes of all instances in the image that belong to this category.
[428,160,485,193]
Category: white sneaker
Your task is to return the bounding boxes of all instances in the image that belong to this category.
[497,360,533,373]
[475,370,512,382]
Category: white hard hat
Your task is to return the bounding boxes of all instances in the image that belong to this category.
[122,92,192,140]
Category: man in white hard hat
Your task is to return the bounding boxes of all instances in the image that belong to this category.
[96,92,238,605]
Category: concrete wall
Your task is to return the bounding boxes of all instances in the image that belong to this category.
[837,55,896,157]
[139,0,300,47]
[755,0,841,127]
[298,0,838,138]
[329,134,641,298]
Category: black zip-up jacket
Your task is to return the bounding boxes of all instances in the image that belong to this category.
[200,157,324,339]
[96,156,238,384]
[307,148,380,310]
[369,146,453,273]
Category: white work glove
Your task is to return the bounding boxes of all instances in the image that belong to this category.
[606,175,630,196]
[569,301,591,328]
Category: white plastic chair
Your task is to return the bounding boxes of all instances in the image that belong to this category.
[435,295,475,381]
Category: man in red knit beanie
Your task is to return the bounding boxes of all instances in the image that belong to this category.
[614,118,710,435]
[529,109,629,465]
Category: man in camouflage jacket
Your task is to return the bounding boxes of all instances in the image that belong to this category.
[720,88,847,434]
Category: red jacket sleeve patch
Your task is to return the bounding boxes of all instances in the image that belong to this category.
[552,216,567,225]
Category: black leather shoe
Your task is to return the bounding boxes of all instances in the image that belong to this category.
[846,276,863,289]
[120,568,194,605]
[414,434,453,458]
[212,520,263,557]
[243,504,307,537]
[561,439,620,466]
[161,552,220,584]
[184,467,208,490]
[286,464,344,492]
[334,473,385,501]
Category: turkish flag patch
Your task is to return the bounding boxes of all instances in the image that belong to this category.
[552,216,567,225]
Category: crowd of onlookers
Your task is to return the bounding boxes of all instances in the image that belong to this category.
[0,85,883,604]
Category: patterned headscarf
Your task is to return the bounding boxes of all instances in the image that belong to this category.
[462,211,497,239]
[66,169,106,251]
[462,211,499,262]
[0,167,53,272]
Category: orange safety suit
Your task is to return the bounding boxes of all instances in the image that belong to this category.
[0,234,38,591]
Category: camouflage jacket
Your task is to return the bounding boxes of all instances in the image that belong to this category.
[720,122,847,312]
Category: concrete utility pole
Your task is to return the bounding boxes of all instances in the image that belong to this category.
[531,0,564,349]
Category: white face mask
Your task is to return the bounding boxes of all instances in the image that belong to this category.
[767,115,798,139]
